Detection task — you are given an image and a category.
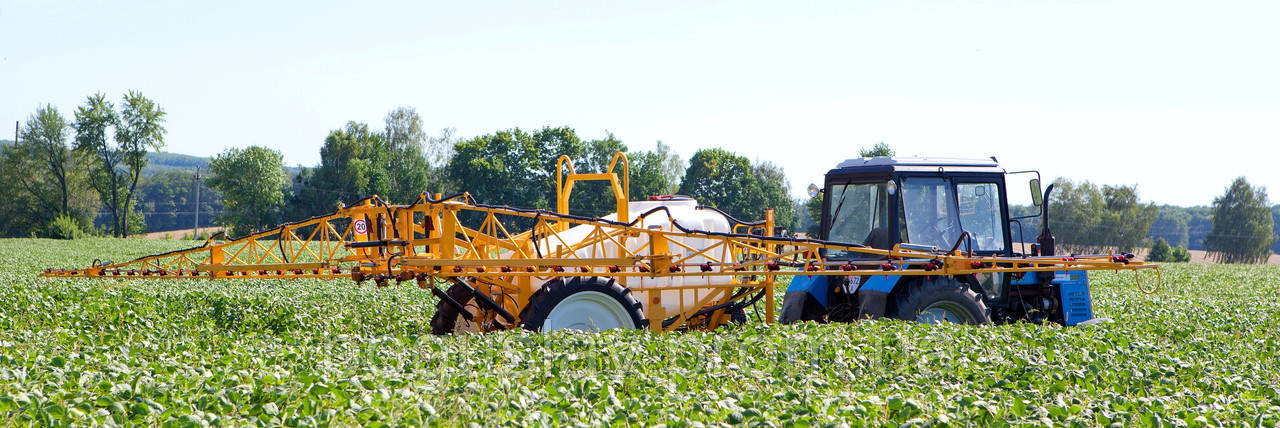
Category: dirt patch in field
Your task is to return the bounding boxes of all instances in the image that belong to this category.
[136,227,226,240]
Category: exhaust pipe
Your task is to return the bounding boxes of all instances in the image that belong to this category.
[1037,184,1056,256]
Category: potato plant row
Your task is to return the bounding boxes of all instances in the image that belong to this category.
[1,239,1278,426]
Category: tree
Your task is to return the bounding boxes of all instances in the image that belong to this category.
[802,194,823,236]
[1170,246,1191,263]
[752,161,796,231]
[453,127,579,210]
[383,107,431,203]
[425,127,457,191]
[1100,185,1159,253]
[115,91,167,237]
[677,148,795,229]
[0,150,42,236]
[290,122,391,219]
[74,92,166,237]
[804,142,897,236]
[207,146,287,237]
[16,105,74,216]
[292,112,459,219]
[569,133,630,217]
[1272,205,1280,254]
[1047,178,1157,253]
[73,94,123,236]
[1149,206,1191,248]
[860,141,895,157]
[1147,237,1191,263]
[1148,237,1172,262]
[678,148,756,219]
[629,141,683,199]
[136,170,222,232]
[1204,177,1276,264]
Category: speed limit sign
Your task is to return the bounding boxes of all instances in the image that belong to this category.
[353,218,368,235]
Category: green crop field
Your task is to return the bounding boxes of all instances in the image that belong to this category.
[2,238,1279,426]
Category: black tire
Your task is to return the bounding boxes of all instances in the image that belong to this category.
[519,277,648,332]
[711,306,747,327]
[892,278,991,325]
[778,290,826,324]
[430,283,482,335]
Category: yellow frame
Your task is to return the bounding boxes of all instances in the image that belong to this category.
[42,152,1161,332]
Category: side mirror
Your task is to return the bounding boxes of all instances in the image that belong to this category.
[1029,178,1043,206]
[807,183,821,199]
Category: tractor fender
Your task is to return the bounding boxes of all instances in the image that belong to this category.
[785,275,831,307]
[785,273,905,309]
[853,274,902,319]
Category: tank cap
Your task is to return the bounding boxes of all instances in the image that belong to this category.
[647,194,695,201]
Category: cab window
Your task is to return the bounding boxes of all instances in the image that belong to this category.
[825,181,890,258]
[956,182,1006,252]
[900,177,962,248]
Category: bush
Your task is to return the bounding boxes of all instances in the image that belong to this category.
[1170,245,1192,262]
[1148,237,1192,263]
[1148,237,1172,262]
[127,210,148,236]
[43,214,84,240]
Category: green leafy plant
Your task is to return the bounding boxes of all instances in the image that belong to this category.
[42,214,83,240]
[1,238,1278,426]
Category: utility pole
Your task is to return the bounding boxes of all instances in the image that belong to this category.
[13,121,17,143]
[193,166,201,238]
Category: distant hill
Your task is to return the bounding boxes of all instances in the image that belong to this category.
[145,151,303,176]
[0,141,300,176]
[144,151,212,175]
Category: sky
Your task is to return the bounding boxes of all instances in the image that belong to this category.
[3,0,1277,207]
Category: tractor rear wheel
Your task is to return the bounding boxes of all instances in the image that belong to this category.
[430,283,483,335]
[519,277,648,332]
[893,278,991,325]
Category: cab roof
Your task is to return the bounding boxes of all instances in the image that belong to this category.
[829,156,1005,176]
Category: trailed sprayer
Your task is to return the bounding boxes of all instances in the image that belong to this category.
[42,153,1159,333]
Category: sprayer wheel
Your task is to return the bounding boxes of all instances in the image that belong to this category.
[430,283,483,335]
[519,277,648,332]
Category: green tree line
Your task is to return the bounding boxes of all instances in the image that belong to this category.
[196,107,797,237]
[6,99,1274,265]
[1,92,168,238]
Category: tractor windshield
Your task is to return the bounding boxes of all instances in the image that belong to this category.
[899,177,963,249]
[826,182,890,257]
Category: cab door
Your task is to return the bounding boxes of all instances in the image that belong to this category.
[952,179,1012,256]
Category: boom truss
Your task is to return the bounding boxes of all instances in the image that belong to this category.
[42,153,1160,332]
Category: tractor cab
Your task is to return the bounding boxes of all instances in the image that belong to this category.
[816,157,1031,258]
[782,156,1076,326]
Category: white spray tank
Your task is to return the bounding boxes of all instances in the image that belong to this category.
[537,196,738,317]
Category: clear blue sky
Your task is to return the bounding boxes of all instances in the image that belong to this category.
[3,0,1277,207]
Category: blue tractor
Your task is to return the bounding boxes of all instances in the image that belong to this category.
[779,156,1098,326]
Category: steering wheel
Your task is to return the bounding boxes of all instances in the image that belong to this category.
[931,216,957,245]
